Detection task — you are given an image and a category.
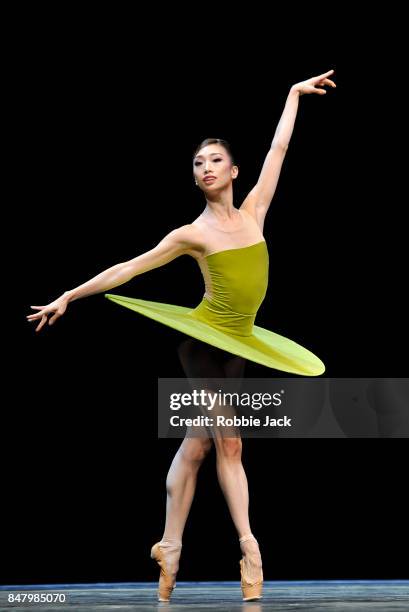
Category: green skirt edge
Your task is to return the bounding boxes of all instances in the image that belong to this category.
[104,293,326,377]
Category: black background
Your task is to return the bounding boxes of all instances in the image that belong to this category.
[6,8,408,585]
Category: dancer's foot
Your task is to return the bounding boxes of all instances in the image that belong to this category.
[150,539,182,602]
[239,533,263,601]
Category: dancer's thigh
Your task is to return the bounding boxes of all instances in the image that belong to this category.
[177,338,244,440]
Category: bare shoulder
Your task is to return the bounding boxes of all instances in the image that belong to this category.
[166,223,207,259]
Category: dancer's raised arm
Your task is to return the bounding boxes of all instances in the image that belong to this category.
[26,224,200,332]
[240,69,336,228]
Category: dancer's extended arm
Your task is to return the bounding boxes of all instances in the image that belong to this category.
[26,225,199,332]
[240,69,336,228]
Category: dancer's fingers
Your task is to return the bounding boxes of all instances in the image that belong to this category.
[36,314,47,332]
[27,312,44,320]
[320,78,336,87]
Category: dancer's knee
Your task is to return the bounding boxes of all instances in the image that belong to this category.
[216,436,242,459]
[180,437,213,462]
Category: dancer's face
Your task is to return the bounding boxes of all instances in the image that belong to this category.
[193,145,238,190]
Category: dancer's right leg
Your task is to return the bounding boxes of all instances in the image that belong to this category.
[153,338,221,580]
[155,433,212,584]
[161,434,213,545]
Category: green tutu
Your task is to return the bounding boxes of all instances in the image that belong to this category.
[105,241,325,376]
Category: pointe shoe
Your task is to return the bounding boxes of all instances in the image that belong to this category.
[150,539,182,602]
[239,533,263,601]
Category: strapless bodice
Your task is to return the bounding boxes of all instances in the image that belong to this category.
[188,240,269,337]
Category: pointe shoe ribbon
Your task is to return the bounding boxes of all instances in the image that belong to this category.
[239,533,263,601]
[150,539,182,602]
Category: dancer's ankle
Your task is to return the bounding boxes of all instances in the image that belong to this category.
[159,537,183,547]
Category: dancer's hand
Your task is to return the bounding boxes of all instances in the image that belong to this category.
[292,69,336,95]
[26,292,70,332]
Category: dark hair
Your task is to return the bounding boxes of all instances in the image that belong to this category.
[193,138,237,166]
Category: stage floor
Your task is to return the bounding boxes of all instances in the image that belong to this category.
[1,580,408,610]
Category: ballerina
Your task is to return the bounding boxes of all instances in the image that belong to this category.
[27,69,336,601]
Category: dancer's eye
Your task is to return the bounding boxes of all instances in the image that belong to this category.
[194,159,222,166]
